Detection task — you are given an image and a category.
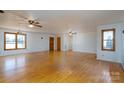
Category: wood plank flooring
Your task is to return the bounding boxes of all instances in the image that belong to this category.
[0,51,124,83]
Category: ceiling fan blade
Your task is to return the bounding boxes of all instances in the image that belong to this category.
[35,21,40,24]
[0,10,4,13]
[34,24,42,28]
[28,20,33,24]
[72,32,77,34]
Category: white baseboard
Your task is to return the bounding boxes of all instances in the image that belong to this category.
[73,50,96,54]
[0,50,49,56]
[96,57,122,63]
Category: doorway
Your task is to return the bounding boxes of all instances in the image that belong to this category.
[57,37,61,51]
[68,36,72,51]
[49,37,54,51]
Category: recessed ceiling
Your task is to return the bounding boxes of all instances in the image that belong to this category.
[0,10,124,33]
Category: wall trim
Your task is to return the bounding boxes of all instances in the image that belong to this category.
[73,50,96,54]
[96,57,122,63]
[0,50,49,56]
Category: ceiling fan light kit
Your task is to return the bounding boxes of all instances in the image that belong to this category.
[28,24,34,28]
[28,20,42,28]
[69,32,72,36]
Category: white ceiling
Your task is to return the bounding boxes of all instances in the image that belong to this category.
[0,10,124,34]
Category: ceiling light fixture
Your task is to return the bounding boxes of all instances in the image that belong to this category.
[69,32,72,36]
[28,24,34,28]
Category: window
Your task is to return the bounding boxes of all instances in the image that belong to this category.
[17,34,26,49]
[101,29,115,51]
[4,33,16,50]
[4,32,26,50]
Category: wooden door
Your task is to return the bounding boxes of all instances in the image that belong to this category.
[49,37,54,51]
[57,37,61,51]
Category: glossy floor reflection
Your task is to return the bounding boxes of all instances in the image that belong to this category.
[0,51,124,83]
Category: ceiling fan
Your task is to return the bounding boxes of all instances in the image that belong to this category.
[28,20,42,28]
[0,10,43,28]
[68,31,77,36]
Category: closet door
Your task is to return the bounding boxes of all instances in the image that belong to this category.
[49,37,54,51]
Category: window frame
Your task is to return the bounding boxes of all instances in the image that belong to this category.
[101,29,115,51]
[4,32,27,50]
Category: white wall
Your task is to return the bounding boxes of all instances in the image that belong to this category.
[72,32,97,53]
[68,36,73,51]
[0,27,53,56]
[61,33,73,51]
[61,34,68,51]
[121,25,124,65]
[97,23,123,63]
[122,33,124,62]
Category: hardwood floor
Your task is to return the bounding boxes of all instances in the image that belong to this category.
[0,51,123,83]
